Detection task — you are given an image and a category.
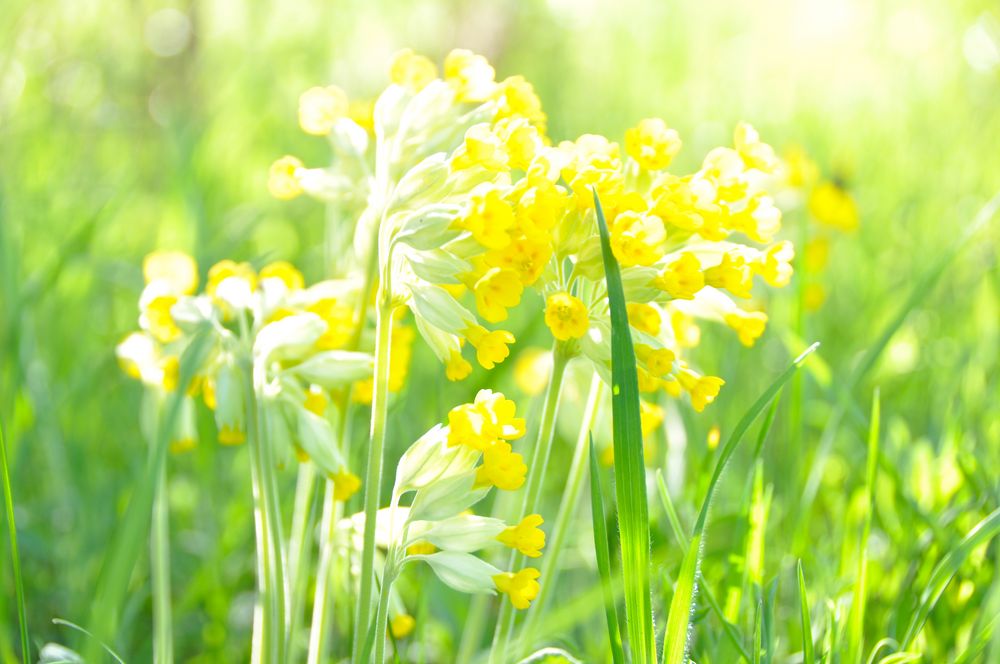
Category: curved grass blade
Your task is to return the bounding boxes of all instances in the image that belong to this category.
[589,435,626,664]
[0,415,30,662]
[594,190,655,663]
[662,344,818,664]
[85,327,213,658]
[952,613,1000,664]
[900,506,1000,650]
[797,561,815,664]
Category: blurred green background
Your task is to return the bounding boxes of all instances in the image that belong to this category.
[2,0,1000,661]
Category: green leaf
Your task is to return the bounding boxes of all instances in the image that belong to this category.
[662,344,817,664]
[589,434,626,664]
[797,561,815,664]
[594,190,656,663]
[0,412,30,662]
[848,389,881,664]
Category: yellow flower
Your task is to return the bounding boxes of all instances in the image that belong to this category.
[670,309,701,348]
[804,237,830,274]
[464,325,515,370]
[160,355,179,392]
[260,261,305,291]
[610,211,666,267]
[486,236,552,286]
[707,425,721,450]
[678,369,725,412]
[514,178,569,238]
[444,49,496,102]
[636,344,676,377]
[804,283,826,311]
[308,298,354,350]
[493,568,541,610]
[653,253,704,300]
[474,268,524,323]
[170,437,196,455]
[448,390,525,449]
[809,181,859,232]
[206,260,257,296]
[705,252,753,299]
[650,175,705,232]
[453,124,509,172]
[544,292,589,341]
[625,118,682,171]
[733,122,778,174]
[146,295,181,343]
[495,118,542,171]
[406,541,437,556]
[202,378,217,410]
[636,366,662,393]
[475,441,527,490]
[783,145,818,189]
[724,310,768,347]
[389,49,437,93]
[143,250,198,295]
[298,85,348,136]
[268,156,304,200]
[349,99,375,132]
[303,385,328,416]
[627,303,661,335]
[332,470,361,501]
[513,348,551,396]
[640,400,664,437]
[453,188,515,250]
[445,350,473,381]
[389,614,416,639]
[751,241,794,288]
[494,75,546,128]
[387,324,415,393]
[497,514,545,558]
[219,424,246,446]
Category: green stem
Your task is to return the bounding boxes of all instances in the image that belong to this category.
[0,417,29,663]
[352,300,395,660]
[307,480,340,664]
[371,555,398,664]
[490,343,571,664]
[151,453,173,664]
[286,463,319,659]
[517,373,603,655]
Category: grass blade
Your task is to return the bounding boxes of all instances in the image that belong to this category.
[589,434,626,664]
[594,190,655,662]
[797,561,815,664]
[0,415,30,662]
[900,506,1000,650]
[848,389,881,664]
[662,344,818,664]
[751,601,763,664]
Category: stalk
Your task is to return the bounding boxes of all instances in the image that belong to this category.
[0,417,29,663]
[517,373,603,655]
[352,299,395,660]
[151,456,173,664]
[490,342,571,664]
[371,554,399,664]
[286,463,319,658]
[307,481,339,664]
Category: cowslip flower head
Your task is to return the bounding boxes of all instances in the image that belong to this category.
[496,514,545,558]
[493,568,541,610]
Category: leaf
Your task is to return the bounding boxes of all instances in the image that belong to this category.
[797,561,815,664]
[593,190,656,663]
[848,389,881,664]
[662,344,818,664]
[589,435,626,664]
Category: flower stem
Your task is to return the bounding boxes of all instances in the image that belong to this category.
[352,299,395,660]
[151,454,173,664]
[307,480,341,664]
[490,343,571,664]
[286,462,319,659]
[371,554,398,664]
[517,372,603,655]
[0,416,30,664]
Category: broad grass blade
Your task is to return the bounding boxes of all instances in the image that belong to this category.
[594,190,656,663]
[797,561,815,664]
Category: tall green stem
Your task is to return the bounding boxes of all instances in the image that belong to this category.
[517,373,602,655]
[307,480,340,664]
[286,463,318,658]
[371,553,399,664]
[0,417,29,663]
[352,300,395,660]
[490,343,571,664]
[151,456,173,664]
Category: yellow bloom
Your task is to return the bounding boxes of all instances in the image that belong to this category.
[146,295,181,343]
[705,252,753,299]
[453,188,515,250]
[452,124,509,172]
[349,99,375,132]
[636,344,676,377]
[804,283,826,311]
[636,366,662,393]
[448,390,525,449]
[751,241,794,288]
[809,181,859,232]
[493,567,541,610]
[678,370,725,412]
[387,324,415,393]
[303,385,328,416]
[219,424,246,445]
[389,49,437,93]
[475,441,527,490]
[544,292,589,341]
[268,156,304,200]
[707,425,721,450]
[143,250,198,295]
[650,175,705,232]
[332,470,362,501]
[640,400,664,437]
[260,261,305,291]
[202,377,217,410]
[670,308,701,348]
[494,75,546,128]
[389,614,416,639]
[308,298,354,350]
[170,437,196,455]
[464,325,515,370]
[627,303,661,335]
[804,237,830,274]
[610,211,666,267]
[514,178,569,238]
[406,541,437,556]
[653,253,704,300]
[443,49,496,102]
[206,260,257,296]
[298,85,348,136]
[495,118,542,170]
[485,236,552,286]
[625,118,682,171]
[733,122,778,174]
[513,348,551,396]
[497,514,545,558]
[783,145,818,189]
[160,355,179,392]
[474,268,524,323]
[445,350,473,381]
[724,310,768,347]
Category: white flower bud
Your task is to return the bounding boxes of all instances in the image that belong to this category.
[407,514,505,553]
[286,350,374,389]
[411,551,499,595]
[253,313,326,366]
[409,472,489,521]
[407,283,474,334]
[295,407,346,476]
[394,424,479,495]
[403,247,472,286]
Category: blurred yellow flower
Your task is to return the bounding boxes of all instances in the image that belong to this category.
[809,181,859,232]
[143,250,198,295]
[625,118,682,171]
[475,441,526,490]
[544,292,588,340]
[493,567,540,610]
[389,48,437,93]
[298,85,348,136]
[332,470,361,501]
[497,514,545,558]
[268,155,304,200]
